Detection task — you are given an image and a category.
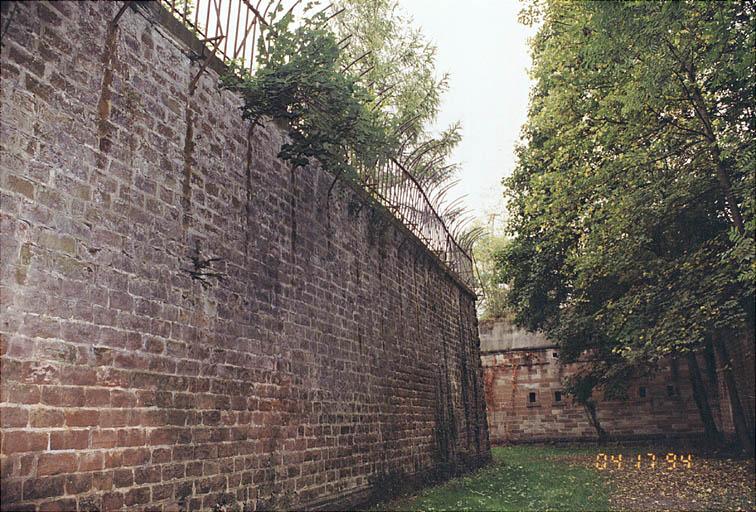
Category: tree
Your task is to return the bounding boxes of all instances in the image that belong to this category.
[499,0,754,451]
[471,210,511,320]
[331,0,462,189]
[221,5,390,179]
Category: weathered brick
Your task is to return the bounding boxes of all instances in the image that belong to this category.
[78,451,104,472]
[124,486,151,506]
[151,447,172,464]
[161,463,185,481]
[102,491,124,510]
[113,468,134,488]
[77,494,101,512]
[65,409,99,427]
[1,479,22,504]
[30,408,65,428]
[37,231,76,255]
[0,406,29,427]
[121,447,150,466]
[65,472,93,494]
[37,453,77,476]
[41,385,85,407]
[134,465,161,484]
[49,429,88,450]
[0,384,40,405]
[152,483,174,501]
[37,498,77,512]
[2,431,48,454]
[91,470,114,491]
[6,176,35,200]
[22,476,65,500]
[84,388,111,406]
[91,429,117,449]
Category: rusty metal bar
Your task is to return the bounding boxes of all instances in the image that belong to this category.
[233,0,242,58]
[222,0,232,56]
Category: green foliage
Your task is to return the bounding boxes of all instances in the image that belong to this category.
[499,1,755,399]
[221,4,391,177]
[471,211,512,320]
[220,0,465,210]
[331,0,462,187]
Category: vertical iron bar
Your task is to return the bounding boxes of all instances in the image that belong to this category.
[243,4,251,65]
[249,1,260,71]
[231,0,241,59]
[204,0,212,42]
[223,0,232,57]
[232,0,242,60]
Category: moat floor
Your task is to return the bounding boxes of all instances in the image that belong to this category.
[372,444,755,511]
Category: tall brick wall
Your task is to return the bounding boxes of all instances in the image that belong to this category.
[0,2,490,510]
[481,320,731,444]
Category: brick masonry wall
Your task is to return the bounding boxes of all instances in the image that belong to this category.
[482,346,731,444]
[0,2,490,510]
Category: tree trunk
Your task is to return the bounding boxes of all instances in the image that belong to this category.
[583,400,607,441]
[685,352,722,444]
[713,336,754,454]
[709,143,745,235]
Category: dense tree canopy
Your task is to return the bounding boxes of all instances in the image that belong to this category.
[498,0,754,440]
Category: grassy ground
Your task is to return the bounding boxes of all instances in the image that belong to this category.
[372,444,755,511]
[372,445,610,511]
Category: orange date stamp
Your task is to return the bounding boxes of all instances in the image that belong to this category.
[595,453,693,470]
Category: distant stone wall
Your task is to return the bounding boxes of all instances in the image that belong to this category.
[0,2,489,510]
[481,320,732,444]
[478,319,552,353]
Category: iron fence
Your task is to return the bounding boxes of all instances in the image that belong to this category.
[157,0,475,289]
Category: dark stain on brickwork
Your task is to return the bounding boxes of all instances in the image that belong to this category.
[462,298,484,453]
[182,103,194,228]
[434,333,458,467]
[289,167,297,259]
[96,18,119,169]
[244,125,254,258]
[459,327,472,451]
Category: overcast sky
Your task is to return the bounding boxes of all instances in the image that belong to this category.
[399,0,538,222]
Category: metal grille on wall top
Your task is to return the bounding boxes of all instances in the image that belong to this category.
[158,0,476,289]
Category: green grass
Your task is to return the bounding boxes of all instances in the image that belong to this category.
[373,446,610,511]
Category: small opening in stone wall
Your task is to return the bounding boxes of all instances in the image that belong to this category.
[554,390,562,402]
[639,386,647,398]
[528,392,537,403]
[552,352,558,358]
[666,384,677,397]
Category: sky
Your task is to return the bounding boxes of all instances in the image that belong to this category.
[398,0,538,224]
